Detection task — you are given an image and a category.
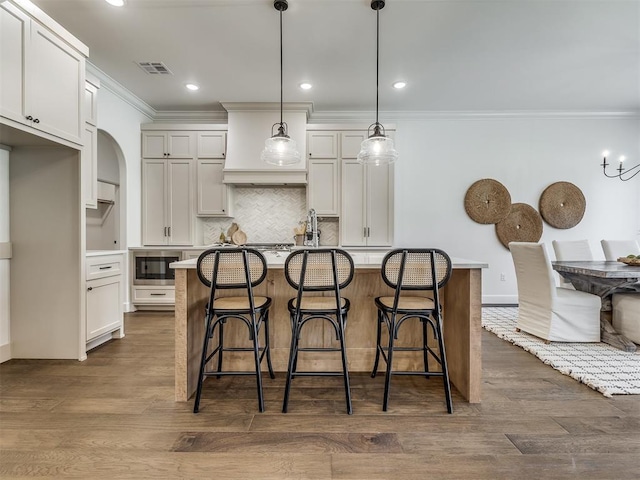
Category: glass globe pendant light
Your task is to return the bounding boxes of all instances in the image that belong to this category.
[261,0,301,166]
[357,0,398,166]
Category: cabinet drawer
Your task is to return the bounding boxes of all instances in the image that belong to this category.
[132,286,175,304]
[86,255,123,280]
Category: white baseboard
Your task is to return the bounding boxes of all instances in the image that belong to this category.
[123,302,136,313]
[482,294,518,305]
[0,342,11,363]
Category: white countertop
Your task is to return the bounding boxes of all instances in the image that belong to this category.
[86,250,127,257]
[170,254,488,270]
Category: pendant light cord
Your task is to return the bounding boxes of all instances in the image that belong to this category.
[280,8,284,127]
[376,6,379,126]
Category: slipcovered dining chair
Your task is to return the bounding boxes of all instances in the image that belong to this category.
[601,239,640,261]
[509,242,601,342]
[551,239,594,289]
[282,248,355,414]
[193,248,275,413]
[370,248,453,413]
[601,239,640,345]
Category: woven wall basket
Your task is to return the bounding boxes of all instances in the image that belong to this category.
[539,181,586,229]
[495,203,543,249]
[464,179,512,224]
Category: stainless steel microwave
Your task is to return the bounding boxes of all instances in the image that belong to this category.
[133,250,181,285]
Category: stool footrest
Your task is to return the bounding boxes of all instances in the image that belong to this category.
[292,371,345,377]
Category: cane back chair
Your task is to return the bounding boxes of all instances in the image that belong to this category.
[193,248,275,413]
[371,248,454,413]
[283,248,355,414]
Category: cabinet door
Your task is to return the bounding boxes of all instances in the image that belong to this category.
[167,159,193,245]
[86,275,122,341]
[197,132,226,158]
[197,159,228,216]
[366,164,393,246]
[308,159,339,216]
[142,159,168,245]
[0,2,29,125]
[308,132,338,159]
[341,160,366,246]
[82,123,98,209]
[84,81,98,126]
[341,132,367,159]
[29,22,84,144]
[142,132,167,158]
[167,132,195,158]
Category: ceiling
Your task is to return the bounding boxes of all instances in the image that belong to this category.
[31,0,640,114]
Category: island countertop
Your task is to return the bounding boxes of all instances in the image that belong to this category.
[170,254,488,270]
[172,250,487,405]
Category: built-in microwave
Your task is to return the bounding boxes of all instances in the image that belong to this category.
[133,250,181,285]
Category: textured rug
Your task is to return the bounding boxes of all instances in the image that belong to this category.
[482,307,640,397]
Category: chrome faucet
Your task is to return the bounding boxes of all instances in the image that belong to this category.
[305,208,319,248]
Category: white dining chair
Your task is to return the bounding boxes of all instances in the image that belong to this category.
[601,239,640,345]
[551,239,594,289]
[509,242,601,342]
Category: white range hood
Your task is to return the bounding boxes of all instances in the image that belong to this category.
[221,102,312,185]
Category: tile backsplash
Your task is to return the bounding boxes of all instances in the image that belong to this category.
[199,186,338,246]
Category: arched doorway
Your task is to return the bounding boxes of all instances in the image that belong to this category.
[86,130,127,250]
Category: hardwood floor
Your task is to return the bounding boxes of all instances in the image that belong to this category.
[1,310,639,479]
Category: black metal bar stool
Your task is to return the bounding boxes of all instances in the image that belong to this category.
[193,248,275,413]
[282,248,355,414]
[371,248,453,413]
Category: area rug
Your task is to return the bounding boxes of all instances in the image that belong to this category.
[482,307,640,397]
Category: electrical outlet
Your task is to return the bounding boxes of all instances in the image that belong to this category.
[500,273,506,282]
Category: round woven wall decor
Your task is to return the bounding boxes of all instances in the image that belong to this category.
[495,203,543,249]
[464,179,512,224]
[539,181,586,229]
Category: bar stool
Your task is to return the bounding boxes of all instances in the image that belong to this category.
[371,248,453,413]
[282,248,355,414]
[193,248,275,413]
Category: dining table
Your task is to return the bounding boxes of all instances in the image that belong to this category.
[552,260,640,352]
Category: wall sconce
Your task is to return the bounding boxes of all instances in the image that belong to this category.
[601,151,639,181]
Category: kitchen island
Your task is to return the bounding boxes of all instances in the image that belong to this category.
[171,252,487,403]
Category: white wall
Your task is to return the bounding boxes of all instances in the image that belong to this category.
[393,114,640,303]
[95,85,152,249]
[0,147,10,362]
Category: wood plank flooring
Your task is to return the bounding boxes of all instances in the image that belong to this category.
[1,310,639,479]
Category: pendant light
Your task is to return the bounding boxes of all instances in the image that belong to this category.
[261,0,301,166]
[357,0,398,166]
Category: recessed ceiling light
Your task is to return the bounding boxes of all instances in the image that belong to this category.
[299,83,312,90]
[105,0,125,6]
[393,81,407,89]
[185,84,200,91]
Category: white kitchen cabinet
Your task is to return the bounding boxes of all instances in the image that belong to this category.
[307,159,339,216]
[308,131,339,159]
[84,79,99,126]
[82,123,98,209]
[132,286,175,306]
[0,1,86,146]
[196,159,232,217]
[86,253,124,346]
[197,132,226,158]
[341,132,367,159]
[341,160,393,246]
[142,158,194,245]
[142,131,195,159]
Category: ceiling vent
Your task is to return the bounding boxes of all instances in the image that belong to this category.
[136,61,173,75]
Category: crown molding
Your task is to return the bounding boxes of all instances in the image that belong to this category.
[87,62,155,120]
[221,102,314,117]
[153,111,228,123]
[310,110,639,123]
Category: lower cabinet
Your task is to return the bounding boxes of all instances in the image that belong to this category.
[86,253,124,349]
[132,286,176,307]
